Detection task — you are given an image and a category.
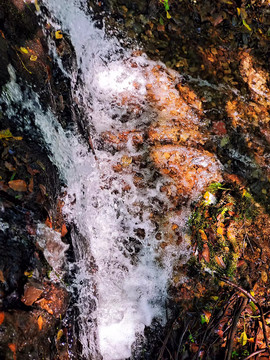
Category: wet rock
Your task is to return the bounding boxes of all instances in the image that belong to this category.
[0,36,9,89]
[21,281,44,306]
[36,283,68,318]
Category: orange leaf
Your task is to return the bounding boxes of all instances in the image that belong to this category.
[57,329,64,341]
[217,226,224,236]
[0,312,5,325]
[8,179,27,192]
[199,229,208,242]
[8,343,16,360]
[215,256,226,269]
[45,217,53,228]
[37,315,43,330]
[202,243,210,263]
[61,223,68,237]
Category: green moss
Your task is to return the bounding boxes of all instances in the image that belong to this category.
[188,181,259,280]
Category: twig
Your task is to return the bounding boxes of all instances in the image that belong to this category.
[176,319,192,360]
[204,293,237,358]
[224,296,248,360]
[221,277,270,356]
[243,348,268,360]
[157,323,174,360]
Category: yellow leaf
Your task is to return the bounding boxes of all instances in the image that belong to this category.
[35,0,40,12]
[242,19,252,31]
[0,129,22,141]
[55,30,63,39]
[239,331,248,346]
[217,226,224,236]
[166,11,171,19]
[20,47,28,54]
[57,329,64,341]
[0,129,12,139]
[121,155,132,167]
[24,271,33,278]
[237,8,241,16]
[203,191,214,205]
[37,315,43,330]
[30,55,38,62]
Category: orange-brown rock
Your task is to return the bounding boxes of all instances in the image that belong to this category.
[21,283,44,306]
[36,284,68,318]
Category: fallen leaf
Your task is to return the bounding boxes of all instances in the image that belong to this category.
[215,256,226,269]
[36,298,54,315]
[19,47,28,54]
[61,223,68,237]
[0,312,5,325]
[202,243,210,263]
[30,55,37,61]
[199,229,208,242]
[121,155,132,167]
[24,270,33,277]
[0,270,5,282]
[8,179,27,192]
[45,217,53,228]
[261,270,268,283]
[217,226,224,236]
[0,129,22,140]
[203,310,211,323]
[55,30,63,39]
[5,162,16,171]
[57,329,64,341]
[239,331,248,346]
[242,19,252,31]
[8,343,16,360]
[28,177,34,193]
[34,0,40,11]
[37,315,43,330]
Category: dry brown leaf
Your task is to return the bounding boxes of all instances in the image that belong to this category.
[202,243,210,263]
[261,270,268,283]
[8,179,27,192]
[28,177,34,193]
[215,256,226,268]
[0,270,5,283]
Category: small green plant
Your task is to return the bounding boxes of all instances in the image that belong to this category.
[160,0,171,19]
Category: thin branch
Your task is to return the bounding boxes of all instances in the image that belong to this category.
[220,277,270,355]
[243,348,268,360]
[224,297,248,360]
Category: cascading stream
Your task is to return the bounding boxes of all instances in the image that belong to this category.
[39,2,190,358]
[1,1,223,359]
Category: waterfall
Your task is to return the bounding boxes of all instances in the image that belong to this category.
[1,0,221,358]
[38,1,188,358]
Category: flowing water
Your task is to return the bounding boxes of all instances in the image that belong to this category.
[1,1,224,359]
